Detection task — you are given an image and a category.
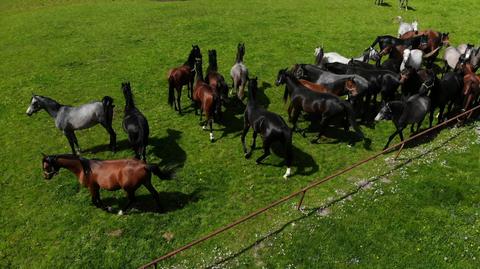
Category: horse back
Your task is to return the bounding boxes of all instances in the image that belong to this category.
[168,65,193,85]
[90,159,148,191]
[57,102,103,130]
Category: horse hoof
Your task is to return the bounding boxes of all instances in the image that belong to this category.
[202,125,207,130]
[245,153,252,159]
[118,210,124,215]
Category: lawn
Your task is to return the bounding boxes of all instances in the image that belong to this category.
[0,0,479,268]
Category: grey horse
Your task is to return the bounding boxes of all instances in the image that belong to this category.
[26,94,116,154]
[396,16,418,37]
[230,43,249,100]
[443,44,474,72]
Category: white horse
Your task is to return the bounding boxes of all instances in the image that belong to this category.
[316,47,379,66]
[396,16,418,37]
[443,44,474,71]
[400,48,423,71]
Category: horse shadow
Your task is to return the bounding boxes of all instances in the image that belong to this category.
[84,139,131,154]
[102,189,203,214]
[379,2,391,7]
[149,129,187,169]
[257,81,272,109]
[217,98,246,139]
[264,143,319,176]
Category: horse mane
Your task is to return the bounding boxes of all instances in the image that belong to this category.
[53,154,92,177]
[186,48,197,66]
[35,95,62,109]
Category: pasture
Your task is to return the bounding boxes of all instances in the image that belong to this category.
[0,0,479,268]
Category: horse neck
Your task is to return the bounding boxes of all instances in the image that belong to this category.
[389,101,405,119]
[195,64,204,82]
[39,96,62,118]
[235,51,244,63]
[208,57,218,72]
[285,74,301,94]
[247,85,257,106]
[124,91,136,112]
[185,52,196,68]
[314,52,323,65]
[56,156,84,178]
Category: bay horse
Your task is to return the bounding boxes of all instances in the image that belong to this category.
[276,69,364,145]
[122,82,149,161]
[26,94,116,155]
[230,43,249,100]
[370,34,428,63]
[375,93,431,150]
[205,49,229,116]
[242,77,293,179]
[193,59,219,142]
[401,30,450,67]
[168,45,202,114]
[41,154,171,214]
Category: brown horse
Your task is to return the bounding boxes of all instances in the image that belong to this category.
[205,49,228,116]
[460,63,480,116]
[168,45,202,114]
[193,59,219,142]
[41,154,171,214]
[401,30,450,66]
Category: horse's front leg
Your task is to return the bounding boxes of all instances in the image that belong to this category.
[64,130,77,155]
[89,185,112,212]
[312,114,329,144]
[101,122,117,152]
[384,129,401,150]
[118,190,136,215]
[246,131,258,159]
[241,122,251,156]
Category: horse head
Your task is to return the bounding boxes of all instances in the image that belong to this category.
[42,154,59,180]
[441,32,450,47]
[345,78,359,97]
[26,95,43,116]
[275,68,288,86]
[374,102,393,121]
[419,35,429,50]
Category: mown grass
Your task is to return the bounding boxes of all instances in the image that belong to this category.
[0,0,479,268]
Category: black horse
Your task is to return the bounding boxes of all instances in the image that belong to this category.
[276,69,363,145]
[241,78,293,179]
[122,82,149,161]
[375,93,431,149]
[429,70,464,126]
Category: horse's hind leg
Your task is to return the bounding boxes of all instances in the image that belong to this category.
[119,190,136,215]
[144,180,162,212]
[176,88,182,114]
[245,130,258,159]
[256,137,272,164]
[209,118,214,142]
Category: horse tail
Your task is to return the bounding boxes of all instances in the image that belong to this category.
[341,100,364,138]
[168,76,175,107]
[102,96,114,127]
[147,164,174,180]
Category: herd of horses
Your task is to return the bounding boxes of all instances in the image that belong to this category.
[26,17,480,214]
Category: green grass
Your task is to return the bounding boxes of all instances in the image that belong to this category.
[0,0,479,268]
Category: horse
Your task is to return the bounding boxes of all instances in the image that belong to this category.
[375,93,431,150]
[469,47,480,71]
[370,34,428,63]
[429,70,463,126]
[459,63,480,115]
[292,64,370,98]
[299,78,359,97]
[399,0,408,10]
[121,82,149,161]
[230,43,249,100]
[400,48,423,71]
[41,154,171,215]
[26,94,116,155]
[316,47,380,66]
[205,49,229,113]
[276,69,363,144]
[443,44,474,73]
[168,45,202,114]
[396,16,418,37]
[401,30,450,67]
[193,59,219,142]
[381,58,403,73]
[241,77,293,179]
[399,67,437,97]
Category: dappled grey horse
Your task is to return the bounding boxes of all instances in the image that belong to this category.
[26,95,116,154]
[230,43,249,100]
[400,48,423,71]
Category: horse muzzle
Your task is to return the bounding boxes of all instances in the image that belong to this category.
[43,170,57,180]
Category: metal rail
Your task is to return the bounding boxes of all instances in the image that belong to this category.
[139,104,480,269]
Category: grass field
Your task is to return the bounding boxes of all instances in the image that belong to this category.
[0,0,479,268]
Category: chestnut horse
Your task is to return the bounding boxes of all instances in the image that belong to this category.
[168,45,202,114]
[460,63,480,117]
[205,49,229,115]
[41,154,171,215]
[193,59,219,142]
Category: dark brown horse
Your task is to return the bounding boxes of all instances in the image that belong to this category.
[460,63,480,116]
[168,45,202,114]
[205,49,228,115]
[193,59,219,142]
[41,154,171,214]
[401,30,450,66]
